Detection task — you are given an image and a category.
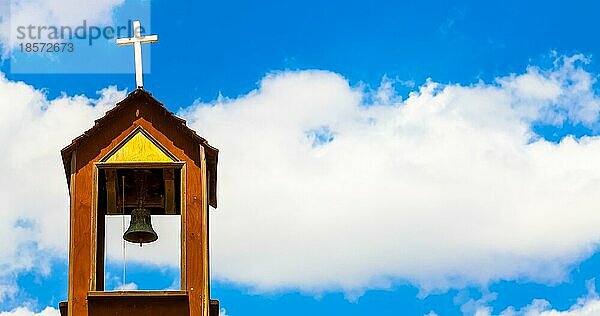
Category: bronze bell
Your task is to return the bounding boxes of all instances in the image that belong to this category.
[123,207,158,245]
[123,169,159,246]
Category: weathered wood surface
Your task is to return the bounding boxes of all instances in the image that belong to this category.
[200,145,209,316]
[104,169,117,214]
[165,168,176,215]
[87,291,190,316]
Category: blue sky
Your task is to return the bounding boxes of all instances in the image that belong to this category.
[9,0,600,106]
[4,1,600,315]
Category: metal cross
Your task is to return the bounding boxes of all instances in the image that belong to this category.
[116,20,158,89]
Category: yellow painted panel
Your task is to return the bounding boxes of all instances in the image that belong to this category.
[105,131,175,163]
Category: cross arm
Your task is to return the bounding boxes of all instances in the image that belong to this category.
[116,38,134,46]
[116,35,159,46]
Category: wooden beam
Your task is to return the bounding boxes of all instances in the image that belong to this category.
[95,206,105,291]
[67,150,77,316]
[185,161,203,316]
[200,145,209,316]
[180,164,187,290]
[164,168,176,215]
[105,169,118,215]
[96,162,185,169]
[88,290,187,297]
[96,169,105,291]
[90,166,99,291]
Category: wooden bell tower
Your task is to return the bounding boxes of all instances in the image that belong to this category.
[58,89,220,316]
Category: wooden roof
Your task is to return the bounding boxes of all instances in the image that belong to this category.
[60,88,219,208]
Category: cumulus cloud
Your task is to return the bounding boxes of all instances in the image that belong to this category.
[0,75,125,303]
[0,306,59,316]
[4,54,600,308]
[181,55,600,294]
[0,0,125,49]
[114,282,138,291]
[467,280,600,315]
[527,299,600,316]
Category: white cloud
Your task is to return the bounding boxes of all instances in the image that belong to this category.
[0,0,125,50]
[469,280,600,316]
[530,299,600,316]
[180,55,600,294]
[0,75,125,302]
[0,306,59,316]
[459,292,497,316]
[4,55,600,305]
[115,282,138,291]
[104,216,181,267]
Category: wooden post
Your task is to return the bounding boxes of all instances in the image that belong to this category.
[67,150,76,316]
[164,168,176,215]
[105,169,118,214]
[200,146,210,316]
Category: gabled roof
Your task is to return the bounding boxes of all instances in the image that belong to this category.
[60,88,219,208]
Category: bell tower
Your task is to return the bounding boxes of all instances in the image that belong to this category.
[58,89,220,316]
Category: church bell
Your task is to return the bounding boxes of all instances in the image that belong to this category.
[123,170,159,245]
[124,206,158,245]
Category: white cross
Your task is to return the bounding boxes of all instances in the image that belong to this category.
[116,20,158,89]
